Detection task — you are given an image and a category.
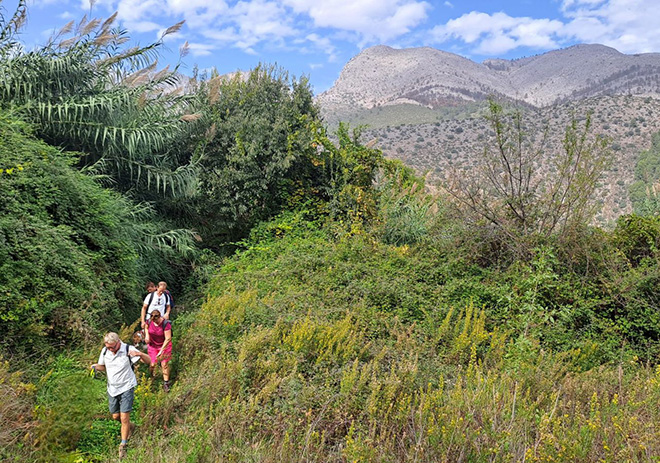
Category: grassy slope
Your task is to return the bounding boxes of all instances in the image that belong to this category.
[116,215,660,463]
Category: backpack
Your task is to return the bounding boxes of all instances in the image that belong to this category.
[165,290,174,311]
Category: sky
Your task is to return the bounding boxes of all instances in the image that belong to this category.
[6,0,660,93]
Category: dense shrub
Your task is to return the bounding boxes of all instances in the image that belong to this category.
[192,66,324,247]
[0,113,146,353]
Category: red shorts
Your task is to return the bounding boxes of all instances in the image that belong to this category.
[147,343,172,364]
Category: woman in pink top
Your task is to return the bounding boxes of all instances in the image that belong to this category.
[144,309,173,392]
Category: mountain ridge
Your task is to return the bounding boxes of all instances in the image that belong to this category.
[318,44,660,110]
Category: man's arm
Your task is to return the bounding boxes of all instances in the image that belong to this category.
[129,348,151,364]
[91,350,106,371]
[164,303,171,320]
[140,303,148,328]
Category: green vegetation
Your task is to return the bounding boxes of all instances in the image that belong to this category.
[2,3,660,462]
[190,66,323,247]
[630,131,660,214]
[122,208,660,462]
[0,113,146,354]
[0,2,199,197]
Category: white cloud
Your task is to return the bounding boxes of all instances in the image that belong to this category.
[67,0,430,61]
[561,0,660,53]
[115,0,161,23]
[561,0,607,13]
[30,0,68,6]
[129,21,162,33]
[281,0,430,42]
[305,33,338,61]
[429,0,660,57]
[431,11,563,53]
[443,1,453,7]
[187,42,215,56]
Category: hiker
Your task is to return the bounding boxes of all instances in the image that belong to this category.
[90,332,150,459]
[144,309,173,392]
[141,281,171,328]
[161,281,175,317]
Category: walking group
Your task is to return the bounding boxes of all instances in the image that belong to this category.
[90,281,175,459]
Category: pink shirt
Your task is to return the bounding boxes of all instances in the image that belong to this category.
[147,320,171,349]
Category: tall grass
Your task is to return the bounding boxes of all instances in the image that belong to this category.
[118,224,660,462]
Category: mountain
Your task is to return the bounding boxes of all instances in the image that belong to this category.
[317,44,660,222]
[318,44,660,112]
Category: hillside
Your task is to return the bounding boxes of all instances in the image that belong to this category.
[363,95,660,222]
[103,211,660,462]
[318,44,660,222]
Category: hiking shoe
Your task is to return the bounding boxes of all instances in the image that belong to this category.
[163,381,170,393]
[119,443,128,459]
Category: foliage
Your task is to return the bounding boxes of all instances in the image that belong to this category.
[444,99,612,260]
[118,220,660,462]
[629,131,660,215]
[0,111,192,354]
[0,2,201,197]
[33,355,107,457]
[374,163,440,245]
[316,123,386,227]
[191,65,323,246]
[0,359,38,462]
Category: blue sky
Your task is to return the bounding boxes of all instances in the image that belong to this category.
[6,0,660,93]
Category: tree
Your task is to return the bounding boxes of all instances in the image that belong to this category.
[0,1,201,197]
[444,100,611,258]
[629,131,660,215]
[192,65,323,246]
[0,110,165,353]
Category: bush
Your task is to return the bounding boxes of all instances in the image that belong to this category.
[0,112,144,354]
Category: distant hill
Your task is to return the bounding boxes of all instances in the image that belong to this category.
[318,44,660,114]
[317,44,660,222]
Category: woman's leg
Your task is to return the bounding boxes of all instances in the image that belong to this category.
[161,360,170,381]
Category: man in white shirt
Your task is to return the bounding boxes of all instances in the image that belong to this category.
[91,332,150,459]
[141,281,171,328]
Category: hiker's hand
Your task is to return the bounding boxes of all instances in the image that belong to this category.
[156,352,162,361]
[141,320,146,329]
[90,363,97,371]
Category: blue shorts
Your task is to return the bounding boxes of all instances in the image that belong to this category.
[108,387,135,414]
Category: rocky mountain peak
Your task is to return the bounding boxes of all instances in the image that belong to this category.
[318,44,660,110]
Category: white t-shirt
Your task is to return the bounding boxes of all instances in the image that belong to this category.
[143,291,169,320]
[98,342,140,397]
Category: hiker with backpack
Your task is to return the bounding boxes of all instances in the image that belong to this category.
[141,281,171,328]
[144,309,173,392]
[161,281,175,315]
[90,332,150,459]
